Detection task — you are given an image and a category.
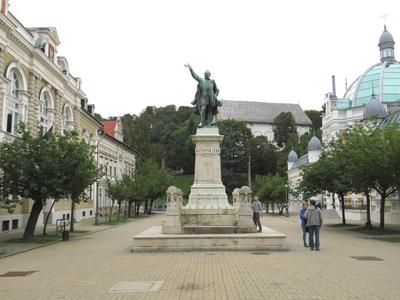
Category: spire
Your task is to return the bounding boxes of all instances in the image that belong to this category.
[379,25,395,63]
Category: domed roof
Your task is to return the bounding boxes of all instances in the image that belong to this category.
[379,25,395,48]
[288,149,298,162]
[364,95,387,119]
[308,136,322,151]
[343,62,400,108]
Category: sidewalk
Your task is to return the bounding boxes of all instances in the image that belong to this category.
[1,213,400,299]
[0,216,115,258]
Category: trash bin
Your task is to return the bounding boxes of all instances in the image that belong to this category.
[62,230,70,241]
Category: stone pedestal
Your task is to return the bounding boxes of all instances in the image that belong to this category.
[181,127,235,231]
[161,186,182,234]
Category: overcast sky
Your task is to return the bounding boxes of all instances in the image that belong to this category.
[9,0,400,118]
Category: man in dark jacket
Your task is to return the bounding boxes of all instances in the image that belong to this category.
[299,202,309,247]
[304,200,323,251]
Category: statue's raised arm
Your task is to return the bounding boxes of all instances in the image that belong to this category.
[184,63,201,82]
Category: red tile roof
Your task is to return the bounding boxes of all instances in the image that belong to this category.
[101,120,117,138]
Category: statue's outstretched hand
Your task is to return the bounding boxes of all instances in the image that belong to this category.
[184,63,191,69]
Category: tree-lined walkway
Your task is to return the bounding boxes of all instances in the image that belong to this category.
[1,213,400,299]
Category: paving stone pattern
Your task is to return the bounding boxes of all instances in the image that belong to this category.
[0,214,399,299]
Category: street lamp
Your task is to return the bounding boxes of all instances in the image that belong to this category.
[95,130,102,225]
[285,184,289,217]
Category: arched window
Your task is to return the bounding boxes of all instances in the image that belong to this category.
[62,105,74,131]
[39,88,54,132]
[5,69,22,134]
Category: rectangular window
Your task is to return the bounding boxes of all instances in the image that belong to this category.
[6,111,12,133]
[90,210,93,216]
[82,211,86,217]
[114,167,116,177]
[48,44,55,61]
[12,219,18,230]
[2,220,10,231]
[67,213,70,220]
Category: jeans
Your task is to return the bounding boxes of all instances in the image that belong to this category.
[308,226,320,249]
[253,212,262,231]
[301,222,307,245]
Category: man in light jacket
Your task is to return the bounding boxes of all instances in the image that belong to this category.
[251,196,263,232]
[304,200,323,251]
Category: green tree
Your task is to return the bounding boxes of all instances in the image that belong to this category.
[305,109,322,138]
[247,136,277,177]
[58,131,99,232]
[106,179,126,221]
[272,112,297,148]
[253,175,287,214]
[219,120,253,193]
[298,149,352,224]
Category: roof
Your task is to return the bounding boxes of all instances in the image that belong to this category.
[364,95,387,119]
[308,136,322,151]
[102,120,117,138]
[218,100,312,125]
[288,149,298,162]
[291,154,309,170]
[343,63,400,108]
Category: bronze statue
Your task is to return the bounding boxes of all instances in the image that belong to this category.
[185,64,222,127]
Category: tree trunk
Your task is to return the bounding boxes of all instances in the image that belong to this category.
[365,191,372,228]
[43,199,56,235]
[23,200,44,240]
[340,194,346,225]
[136,202,140,216]
[128,201,132,218]
[118,202,121,221]
[124,200,128,219]
[144,199,148,214]
[133,201,137,217]
[148,199,155,215]
[70,200,75,232]
[332,194,336,209]
[109,200,114,222]
[380,193,386,229]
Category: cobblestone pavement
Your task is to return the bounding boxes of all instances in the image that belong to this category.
[0,213,400,300]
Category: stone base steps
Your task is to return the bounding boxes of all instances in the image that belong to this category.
[132,226,288,252]
[182,225,236,234]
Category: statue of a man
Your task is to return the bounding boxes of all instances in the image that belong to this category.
[185,64,222,127]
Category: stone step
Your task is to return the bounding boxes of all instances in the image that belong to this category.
[182,225,236,234]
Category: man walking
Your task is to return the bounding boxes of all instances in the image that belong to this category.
[251,196,263,232]
[304,200,323,251]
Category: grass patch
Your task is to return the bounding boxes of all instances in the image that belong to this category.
[6,234,60,244]
[348,227,400,235]
[0,250,6,256]
[371,236,400,243]
[70,230,90,234]
[100,219,128,225]
[325,223,359,228]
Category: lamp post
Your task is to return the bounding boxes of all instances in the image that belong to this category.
[285,184,289,217]
[95,131,102,225]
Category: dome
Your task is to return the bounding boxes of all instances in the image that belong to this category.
[343,62,400,108]
[364,95,387,119]
[308,136,322,151]
[379,25,395,49]
[288,149,298,162]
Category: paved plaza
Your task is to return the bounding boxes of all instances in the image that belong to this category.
[1,213,400,300]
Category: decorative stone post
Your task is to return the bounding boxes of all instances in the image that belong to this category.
[161,186,183,234]
[236,186,257,233]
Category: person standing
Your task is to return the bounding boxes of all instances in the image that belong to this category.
[251,196,263,232]
[299,202,309,247]
[304,200,323,251]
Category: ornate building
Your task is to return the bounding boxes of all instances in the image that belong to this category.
[0,2,137,232]
[321,25,400,224]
